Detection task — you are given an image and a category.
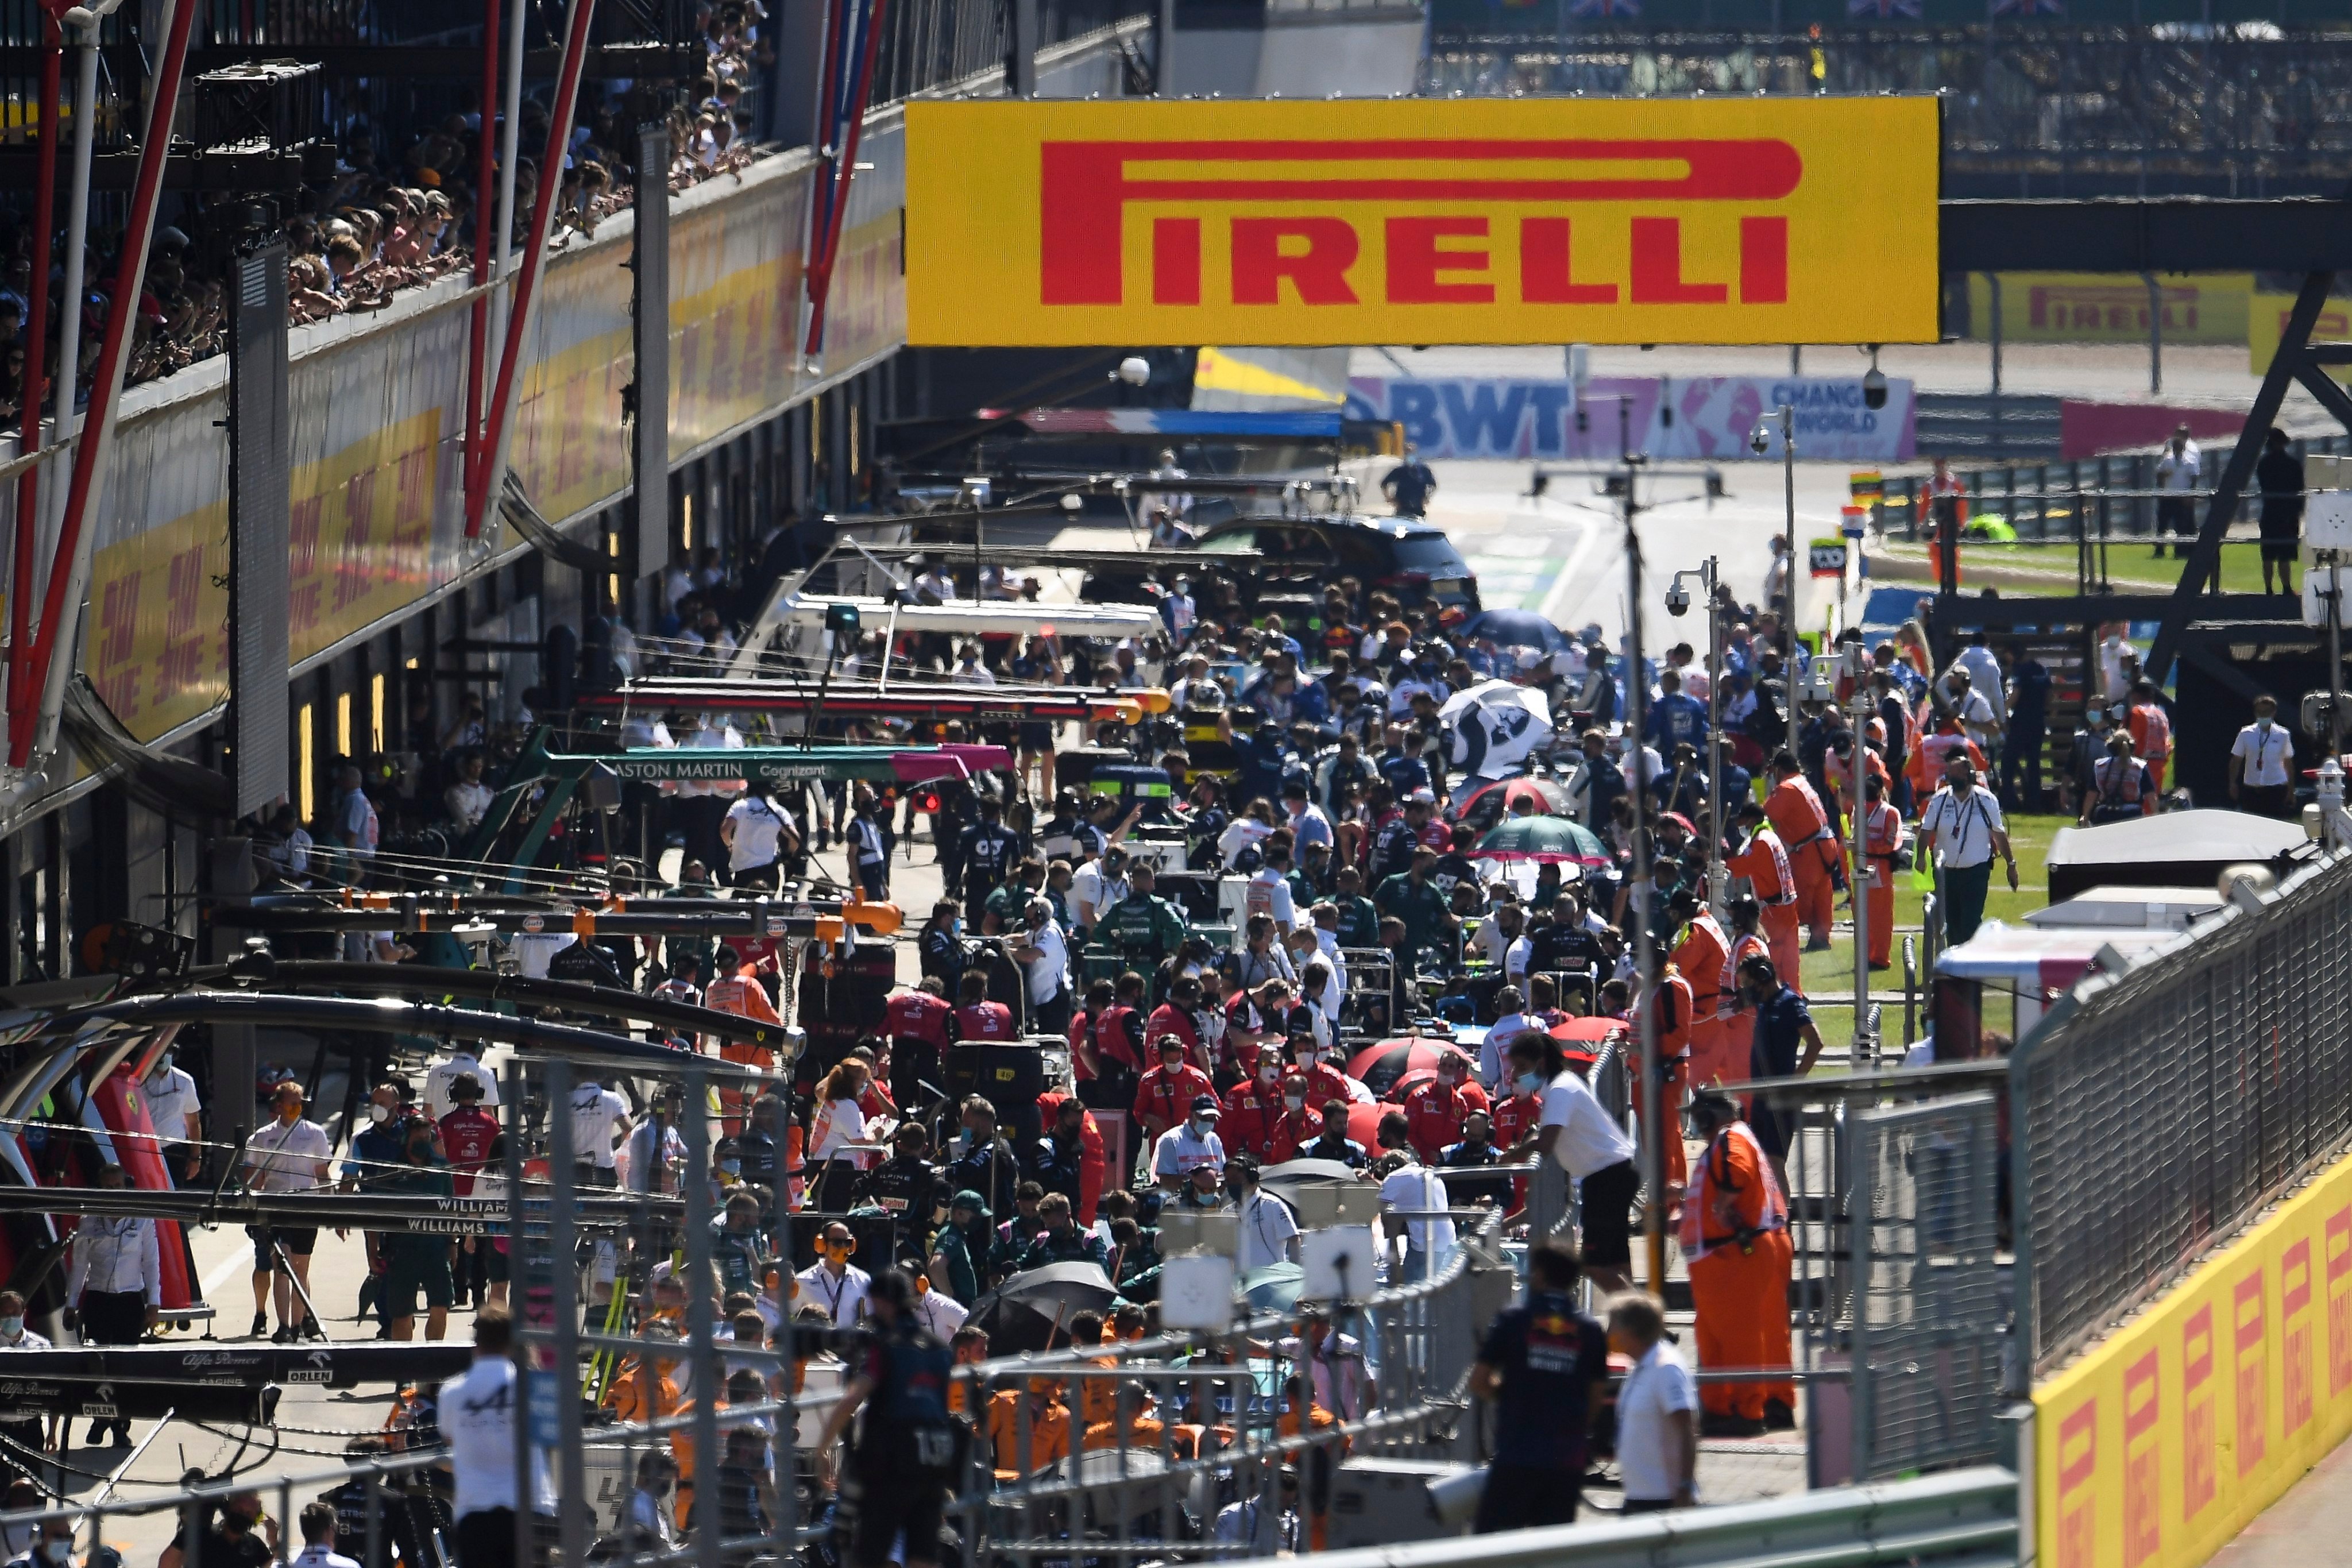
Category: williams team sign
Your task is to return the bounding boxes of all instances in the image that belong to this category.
[903,98,1940,347]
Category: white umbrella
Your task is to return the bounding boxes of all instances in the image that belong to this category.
[1439,679,1554,781]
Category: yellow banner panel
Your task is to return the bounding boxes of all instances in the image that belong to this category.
[2251,292,2352,383]
[84,499,229,739]
[2036,1141,2352,1568]
[905,97,1941,348]
[1965,272,2251,345]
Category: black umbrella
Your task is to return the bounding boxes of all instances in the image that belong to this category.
[972,1261,1119,1353]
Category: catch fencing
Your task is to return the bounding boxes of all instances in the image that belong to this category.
[2010,847,2352,1385]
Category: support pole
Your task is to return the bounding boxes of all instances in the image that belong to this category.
[1705,556,1724,910]
[1779,404,1797,671]
[2144,271,2163,396]
[12,0,198,770]
[632,122,672,594]
[463,0,500,520]
[8,13,62,733]
[1619,414,1666,1296]
[41,9,100,611]
[466,0,601,540]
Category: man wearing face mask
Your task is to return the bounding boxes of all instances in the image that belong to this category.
[2230,693,2297,818]
[1153,1095,1227,1192]
[141,1048,202,1185]
[380,1118,455,1342]
[1220,1045,1288,1164]
[1006,895,1071,1037]
[1028,1094,1104,1227]
[1018,1193,1109,1270]
[1399,1048,1490,1164]
[437,1075,500,1310]
[243,1081,330,1343]
[1289,1036,1360,1113]
[1264,1076,1323,1164]
[423,1044,500,1122]
[710,1192,767,1297]
[64,1164,160,1446]
[941,1096,1021,1218]
[1229,1155,1300,1272]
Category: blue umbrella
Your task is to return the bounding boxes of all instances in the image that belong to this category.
[1458,608,1572,653]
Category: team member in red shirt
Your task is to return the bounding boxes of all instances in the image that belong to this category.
[954,971,1018,1041]
[437,1073,501,1310]
[1397,1050,1490,1163]
[1222,979,1291,1086]
[1074,973,1148,1114]
[1221,1052,1288,1163]
[1145,976,1209,1076]
[1290,1037,1357,1111]
[1133,1038,1213,1148]
[882,976,955,1109]
[1264,1076,1323,1164]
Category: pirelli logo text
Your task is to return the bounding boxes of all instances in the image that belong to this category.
[905,99,1940,348]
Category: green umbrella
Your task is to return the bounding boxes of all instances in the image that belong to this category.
[1241,1261,1304,1315]
[1473,816,1612,870]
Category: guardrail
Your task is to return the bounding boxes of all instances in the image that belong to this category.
[1301,1465,2019,1568]
[2010,844,2352,1384]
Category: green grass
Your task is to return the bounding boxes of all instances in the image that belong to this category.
[1872,539,2288,598]
[1792,813,2068,1056]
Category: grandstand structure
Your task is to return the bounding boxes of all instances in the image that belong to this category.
[1425,16,2352,197]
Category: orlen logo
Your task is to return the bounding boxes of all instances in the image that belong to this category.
[1038,138,1799,311]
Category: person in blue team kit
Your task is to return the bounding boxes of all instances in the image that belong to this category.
[1646,667,1710,753]
[1470,1240,1611,1532]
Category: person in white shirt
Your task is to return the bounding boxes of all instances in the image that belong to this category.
[1942,667,2001,752]
[1229,1156,1301,1273]
[907,1269,970,1340]
[243,1080,333,1341]
[1952,634,2007,729]
[1153,1098,1227,1190]
[795,1220,872,1324]
[442,1309,555,1563]
[1377,1146,1454,1284]
[1917,754,2017,947]
[2155,424,2202,560]
[508,929,577,979]
[1007,897,1072,1037]
[140,1048,202,1185]
[1506,1033,1640,1296]
[2097,625,2138,705]
[721,787,797,889]
[424,1047,502,1121]
[2230,694,2299,818]
[1211,1479,1300,1558]
[1609,1292,1700,1512]
[949,646,998,686]
[625,1096,688,1196]
[1070,849,1128,937]
[443,751,496,831]
[570,1077,631,1186]
[291,1502,364,1568]
[65,1164,161,1443]
[1478,987,1539,1090]
[1269,1311,1374,1419]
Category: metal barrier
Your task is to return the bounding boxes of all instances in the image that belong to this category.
[1847,1092,2003,1481]
[1298,1465,2019,1568]
[945,1207,1511,1562]
[2010,846,2352,1384]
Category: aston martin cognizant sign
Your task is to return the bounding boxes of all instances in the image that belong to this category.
[904,99,1940,347]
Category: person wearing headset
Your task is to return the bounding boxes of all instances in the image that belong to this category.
[796,1220,871,1326]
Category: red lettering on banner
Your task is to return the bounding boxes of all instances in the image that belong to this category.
[2285,1237,2315,1435]
[1152,218,1200,305]
[2184,1303,2216,1519]
[1740,215,1789,303]
[333,469,377,612]
[2057,1399,2098,1568]
[1231,218,1358,305]
[1628,217,1727,304]
[289,492,322,578]
[156,544,204,699]
[2237,1270,2268,1476]
[1036,136,1804,305]
[2123,1350,2161,1568]
[2329,1207,2352,1396]
[94,574,141,719]
[1385,217,1492,304]
[1519,218,1617,303]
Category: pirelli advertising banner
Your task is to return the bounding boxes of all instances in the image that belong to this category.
[904,98,1941,347]
[2035,1138,2352,1568]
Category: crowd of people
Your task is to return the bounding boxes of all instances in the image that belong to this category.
[0,0,772,419]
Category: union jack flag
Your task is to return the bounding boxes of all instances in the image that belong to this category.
[1569,0,1639,16]
[1848,0,1922,16]
[1992,0,2064,14]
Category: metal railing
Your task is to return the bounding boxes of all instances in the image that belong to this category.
[2010,845,2352,1384]
[947,1208,1508,1562]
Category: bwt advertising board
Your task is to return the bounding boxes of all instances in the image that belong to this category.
[904,98,1941,347]
[1345,374,1915,461]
